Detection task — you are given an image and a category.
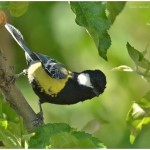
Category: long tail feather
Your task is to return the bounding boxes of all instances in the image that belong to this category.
[5,23,35,61]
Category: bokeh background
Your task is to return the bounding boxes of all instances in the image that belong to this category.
[1,1,150,148]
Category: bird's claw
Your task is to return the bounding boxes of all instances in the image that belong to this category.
[15,69,28,78]
[32,112,44,127]
[7,69,28,85]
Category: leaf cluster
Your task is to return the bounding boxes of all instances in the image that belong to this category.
[0,97,106,148]
[0,1,132,149]
[126,91,150,144]
[113,42,150,144]
[29,123,106,148]
[0,97,27,148]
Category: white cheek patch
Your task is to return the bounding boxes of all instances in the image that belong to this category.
[77,73,93,88]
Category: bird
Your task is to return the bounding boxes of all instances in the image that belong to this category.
[4,23,106,118]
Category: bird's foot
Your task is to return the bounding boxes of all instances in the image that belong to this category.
[32,111,44,127]
[8,69,28,85]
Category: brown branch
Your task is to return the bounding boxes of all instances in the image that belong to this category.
[0,48,42,132]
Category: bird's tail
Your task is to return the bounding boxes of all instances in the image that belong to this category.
[4,23,36,61]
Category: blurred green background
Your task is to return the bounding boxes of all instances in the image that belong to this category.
[1,1,150,148]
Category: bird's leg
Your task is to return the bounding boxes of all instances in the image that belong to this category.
[32,100,44,127]
[7,69,28,85]
[15,69,28,78]
[38,100,44,119]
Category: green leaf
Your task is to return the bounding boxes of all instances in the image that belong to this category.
[0,97,26,148]
[29,123,71,148]
[126,91,150,144]
[29,123,106,148]
[50,132,102,148]
[126,42,150,69]
[130,117,150,144]
[138,91,150,108]
[70,2,111,60]
[0,119,8,129]
[126,42,143,62]
[8,2,29,17]
[107,2,126,24]
[72,131,106,148]
[50,132,78,148]
[0,125,21,148]
[70,2,126,60]
[2,101,19,123]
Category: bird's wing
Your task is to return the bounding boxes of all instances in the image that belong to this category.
[34,53,69,79]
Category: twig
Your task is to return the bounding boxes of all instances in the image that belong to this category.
[0,48,42,132]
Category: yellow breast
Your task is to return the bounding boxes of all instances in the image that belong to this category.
[27,61,70,96]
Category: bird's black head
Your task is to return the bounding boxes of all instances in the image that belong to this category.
[77,70,106,96]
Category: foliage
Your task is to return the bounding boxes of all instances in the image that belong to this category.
[0,1,127,149]
[126,91,150,144]
[107,2,126,24]
[29,123,106,148]
[0,97,28,148]
[113,42,150,80]
[113,42,150,144]
[0,2,29,17]
[126,43,150,143]
[1,1,150,149]
[70,2,126,60]
[0,97,105,148]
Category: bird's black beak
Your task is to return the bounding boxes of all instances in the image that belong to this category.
[92,88,100,96]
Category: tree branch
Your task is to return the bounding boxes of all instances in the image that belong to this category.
[0,48,43,132]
